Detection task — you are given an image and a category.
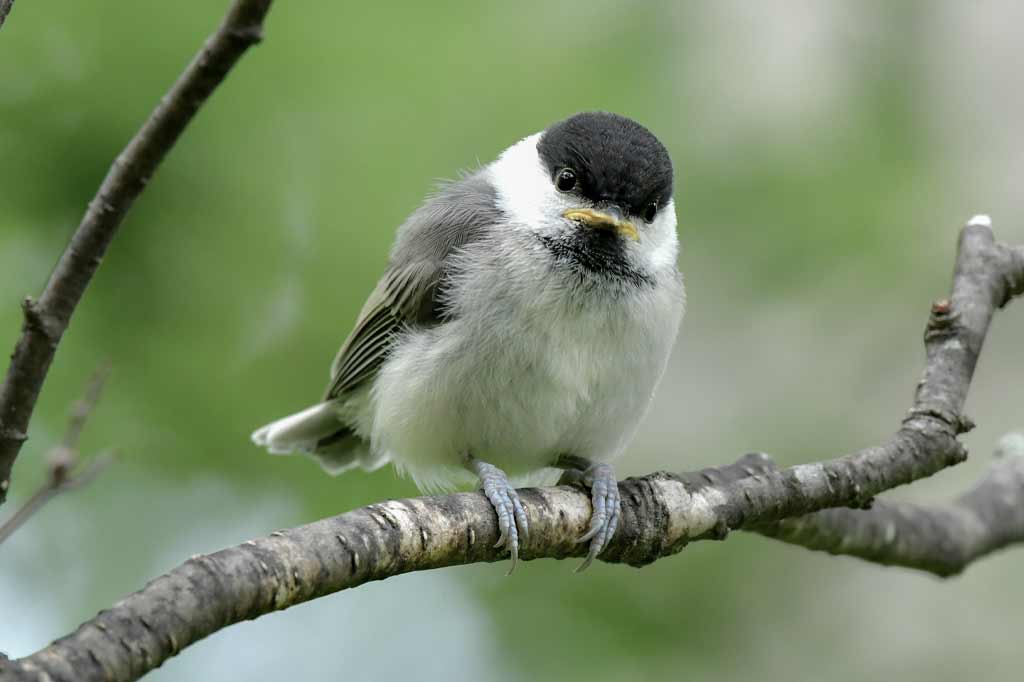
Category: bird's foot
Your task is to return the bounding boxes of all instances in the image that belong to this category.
[466,456,529,574]
[558,456,620,572]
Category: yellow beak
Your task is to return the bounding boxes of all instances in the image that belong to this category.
[562,208,639,242]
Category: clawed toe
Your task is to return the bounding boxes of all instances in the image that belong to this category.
[573,462,621,572]
[467,454,619,573]
[490,485,528,573]
[468,457,529,574]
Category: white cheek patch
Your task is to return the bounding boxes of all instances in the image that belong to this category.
[488,133,680,274]
[488,133,570,236]
[638,200,679,272]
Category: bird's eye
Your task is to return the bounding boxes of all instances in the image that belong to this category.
[555,168,577,192]
[642,201,658,223]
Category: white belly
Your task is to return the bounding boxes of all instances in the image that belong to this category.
[367,271,684,492]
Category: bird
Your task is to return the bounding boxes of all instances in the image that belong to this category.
[252,111,685,571]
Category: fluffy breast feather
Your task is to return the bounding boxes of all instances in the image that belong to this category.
[367,230,684,492]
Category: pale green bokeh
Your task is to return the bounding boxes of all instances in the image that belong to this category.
[2,1,1023,680]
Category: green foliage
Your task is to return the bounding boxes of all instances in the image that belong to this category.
[1,1,1022,680]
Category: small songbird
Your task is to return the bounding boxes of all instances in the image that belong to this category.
[252,112,684,571]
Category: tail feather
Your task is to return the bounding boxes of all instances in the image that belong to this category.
[311,429,382,476]
[251,402,342,455]
[252,402,386,476]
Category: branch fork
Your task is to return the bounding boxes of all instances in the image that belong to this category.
[3,215,1021,682]
[1,0,1023,677]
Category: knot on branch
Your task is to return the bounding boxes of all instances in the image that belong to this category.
[903,407,975,436]
[610,474,687,567]
[0,427,28,446]
[20,297,62,344]
[924,297,959,342]
[228,25,264,45]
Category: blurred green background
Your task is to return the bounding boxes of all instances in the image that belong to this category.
[2,1,1023,680]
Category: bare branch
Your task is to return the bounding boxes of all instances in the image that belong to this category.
[59,363,110,454]
[0,368,114,545]
[0,0,275,504]
[3,217,1021,682]
[753,433,1024,576]
[0,453,115,547]
[0,0,14,32]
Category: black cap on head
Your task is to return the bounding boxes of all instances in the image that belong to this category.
[537,112,673,218]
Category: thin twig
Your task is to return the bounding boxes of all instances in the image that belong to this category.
[60,451,117,491]
[0,0,274,504]
[3,216,1021,682]
[0,452,115,545]
[0,486,57,545]
[60,362,110,453]
[0,367,114,545]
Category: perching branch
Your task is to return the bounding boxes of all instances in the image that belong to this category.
[0,366,115,545]
[0,0,274,505]
[3,217,1022,682]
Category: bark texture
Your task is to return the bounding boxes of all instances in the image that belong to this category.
[2,217,1022,682]
[755,433,1024,576]
[0,0,274,504]
[0,0,14,31]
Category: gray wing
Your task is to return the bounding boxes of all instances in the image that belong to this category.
[324,170,498,400]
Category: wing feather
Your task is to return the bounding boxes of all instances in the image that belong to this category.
[323,171,497,400]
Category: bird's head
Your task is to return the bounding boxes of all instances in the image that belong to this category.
[489,112,678,280]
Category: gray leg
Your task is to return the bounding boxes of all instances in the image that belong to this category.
[557,454,621,572]
[466,455,529,574]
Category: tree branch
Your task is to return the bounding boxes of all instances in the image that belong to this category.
[3,216,1021,682]
[0,366,115,545]
[0,0,14,32]
[753,432,1024,576]
[0,0,274,505]
[0,452,114,547]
